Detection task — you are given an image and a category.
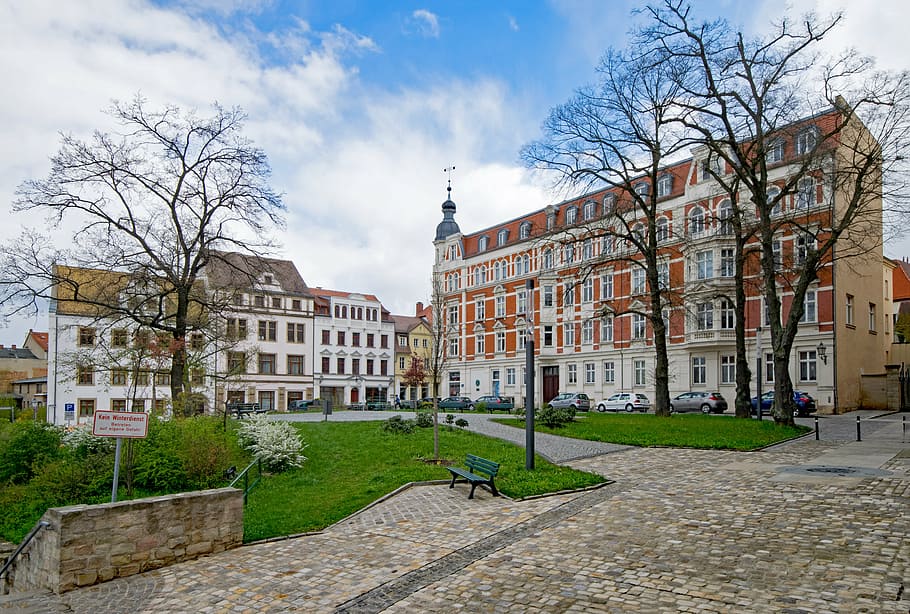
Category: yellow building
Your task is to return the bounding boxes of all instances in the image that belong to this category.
[391,303,433,405]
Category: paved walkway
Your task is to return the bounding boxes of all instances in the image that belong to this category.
[2,411,908,613]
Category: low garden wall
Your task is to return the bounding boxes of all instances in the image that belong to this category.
[4,487,243,594]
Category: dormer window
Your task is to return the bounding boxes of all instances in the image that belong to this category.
[519,221,531,239]
[583,200,596,220]
[700,156,723,181]
[565,206,578,225]
[634,182,649,198]
[603,194,616,216]
[478,235,489,252]
[263,274,273,285]
[497,229,509,246]
[766,139,785,164]
[546,213,556,230]
[657,174,673,198]
[796,127,818,155]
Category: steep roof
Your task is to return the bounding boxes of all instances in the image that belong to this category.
[25,331,48,352]
[309,288,381,302]
[205,251,310,295]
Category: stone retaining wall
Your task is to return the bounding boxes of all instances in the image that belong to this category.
[4,488,243,594]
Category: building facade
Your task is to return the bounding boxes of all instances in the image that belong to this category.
[433,115,886,412]
[391,306,433,404]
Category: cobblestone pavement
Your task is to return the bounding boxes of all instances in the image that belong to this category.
[3,412,908,613]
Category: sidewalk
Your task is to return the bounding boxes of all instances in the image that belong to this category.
[3,410,907,613]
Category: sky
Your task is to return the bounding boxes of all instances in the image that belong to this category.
[2,0,909,343]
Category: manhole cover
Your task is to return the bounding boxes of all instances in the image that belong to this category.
[779,465,893,478]
[806,466,856,475]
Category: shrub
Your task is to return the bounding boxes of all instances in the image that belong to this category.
[380,414,416,434]
[29,452,114,501]
[0,421,62,484]
[474,401,487,413]
[236,415,307,472]
[536,405,576,428]
[61,424,115,456]
[444,414,455,426]
[454,418,469,429]
[415,412,434,428]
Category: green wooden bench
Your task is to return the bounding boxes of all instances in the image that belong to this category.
[446,454,500,499]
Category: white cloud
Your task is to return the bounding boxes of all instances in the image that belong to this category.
[507,15,520,32]
[410,9,440,38]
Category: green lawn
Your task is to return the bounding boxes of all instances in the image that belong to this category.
[495,413,810,450]
[242,421,605,542]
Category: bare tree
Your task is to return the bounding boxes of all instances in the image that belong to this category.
[426,272,451,460]
[523,47,695,416]
[0,96,284,411]
[643,0,910,423]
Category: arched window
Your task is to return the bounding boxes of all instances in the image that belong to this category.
[718,200,733,235]
[542,248,553,270]
[688,207,705,236]
[519,221,531,240]
[497,229,509,246]
[478,236,489,252]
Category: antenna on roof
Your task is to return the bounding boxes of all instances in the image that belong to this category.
[444,165,456,198]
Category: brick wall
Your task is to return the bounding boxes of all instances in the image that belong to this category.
[4,488,243,594]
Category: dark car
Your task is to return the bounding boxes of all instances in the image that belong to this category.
[288,398,319,411]
[670,391,728,414]
[548,392,591,411]
[474,395,515,413]
[438,396,475,410]
[750,390,817,417]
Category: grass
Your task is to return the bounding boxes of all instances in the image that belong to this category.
[495,413,810,450]
[242,421,606,542]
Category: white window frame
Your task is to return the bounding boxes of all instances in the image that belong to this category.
[631,268,646,294]
[567,363,577,384]
[564,323,575,347]
[601,273,614,299]
[799,350,817,382]
[633,359,646,386]
[697,302,714,331]
[495,295,506,318]
[475,333,485,355]
[601,315,613,342]
[692,356,706,385]
[495,330,506,353]
[603,361,615,384]
[475,298,486,321]
[721,355,736,384]
[582,278,594,303]
[582,320,594,344]
[695,250,713,280]
[585,362,596,384]
[632,313,646,340]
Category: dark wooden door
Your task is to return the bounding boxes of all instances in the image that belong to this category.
[542,366,559,406]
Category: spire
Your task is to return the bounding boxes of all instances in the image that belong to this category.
[435,165,461,241]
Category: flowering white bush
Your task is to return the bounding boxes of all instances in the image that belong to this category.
[60,423,114,454]
[236,415,307,472]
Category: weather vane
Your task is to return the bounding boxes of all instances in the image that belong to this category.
[444,165,455,196]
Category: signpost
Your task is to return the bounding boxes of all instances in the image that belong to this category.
[93,411,150,502]
[64,403,75,423]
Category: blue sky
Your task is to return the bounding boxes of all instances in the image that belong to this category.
[1,0,909,343]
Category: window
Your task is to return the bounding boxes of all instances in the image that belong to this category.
[352,332,361,347]
[520,222,531,239]
[796,177,815,209]
[800,290,817,323]
[495,295,506,317]
[601,316,613,342]
[381,334,389,348]
[657,262,669,291]
[542,248,554,270]
[582,320,594,344]
[585,362,596,384]
[478,236,489,252]
[190,368,204,386]
[77,365,94,385]
[517,290,527,315]
[111,399,127,412]
[543,285,554,308]
[765,353,775,383]
[258,321,277,342]
[495,331,506,353]
[689,207,705,236]
[497,229,509,246]
[254,295,265,307]
[602,234,615,255]
[258,353,276,375]
[517,328,527,350]
[336,357,346,374]
[567,363,577,384]
[768,186,782,216]
[506,368,516,386]
[258,391,275,411]
[603,361,615,384]
[718,200,733,235]
[564,323,575,346]
[111,369,127,386]
[520,254,530,275]
[78,399,95,418]
[632,268,646,294]
[583,200,596,220]
[321,330,330,345]
[721,355,736,384]
[869,303,877,332]
[799,350,817,381]
[135,370,149,385]
[720,248,735,277]
[700,156,722,181]
[771,239,782,270]
[475,298,486,321]
[695,250,713,280]
[133,330,150,349]
[632,314,646,340]
[632,223,645,244]
[292,299,302,310]
[582,238,593,261]
[720,299,735,329]
[476,332,486,355]
[288,355,305,375]
[448,337,460,357]
[564,243,575,264]
[111,329,127,348]
[634,182,649,198]
[657,174,673,197]
[448,305,459,326]
[582,279,594,303]
[603,194,615,215]
[766,139,784,164]
[634,359,646,386]
[846,294,855,326]
[656,217,669,242]
[546,214,555,230]
[692,356,706,384]
[190,333,204,351]
[155,371,170,386]
[366,359,374,375]
[271,297,281,309]
[399,357,405,370]
[337,331,346,346]
[601,273,613,299]
[367,333,375,347]
[563,284,575,307]
[697,302,714,330]
[78,327,95,347]
[796,234,816,265]
[543,325,554,347]
[566,206,577,225]
[796,127,818,155]
[287,323,306,343]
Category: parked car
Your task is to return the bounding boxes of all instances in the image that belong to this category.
[439,396,475,410]
[474,395,515,413]
[597,392,651,412]
[548,392,591,411]
[670,391,728,414]
[288,398,319,411]
[750,390,817,417]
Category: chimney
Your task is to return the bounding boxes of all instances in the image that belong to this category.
[0,344,4,349]
[11,345,16,349]
[416,302,424,315]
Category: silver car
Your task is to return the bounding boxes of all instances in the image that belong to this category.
[597,392,651,412]
[548,392,591,411]
[670,391,728,414]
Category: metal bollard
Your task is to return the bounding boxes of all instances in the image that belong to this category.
[903,416,906,443]
[856,416,861,442]
[814,416,819,440]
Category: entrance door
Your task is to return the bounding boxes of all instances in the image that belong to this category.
[542,366,559,405]
[351,387,359,403]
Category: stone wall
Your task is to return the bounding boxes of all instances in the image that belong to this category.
[5,488,243,594]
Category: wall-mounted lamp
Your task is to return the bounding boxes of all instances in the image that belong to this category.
[816,341,828,365]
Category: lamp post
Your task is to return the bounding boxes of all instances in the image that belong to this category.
[525,279,536,470]
[756,326,763,420]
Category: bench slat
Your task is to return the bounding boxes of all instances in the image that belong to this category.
[447,454,500,499]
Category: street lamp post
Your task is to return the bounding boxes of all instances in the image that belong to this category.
[525,279,536,470]
[756,326,763,420]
